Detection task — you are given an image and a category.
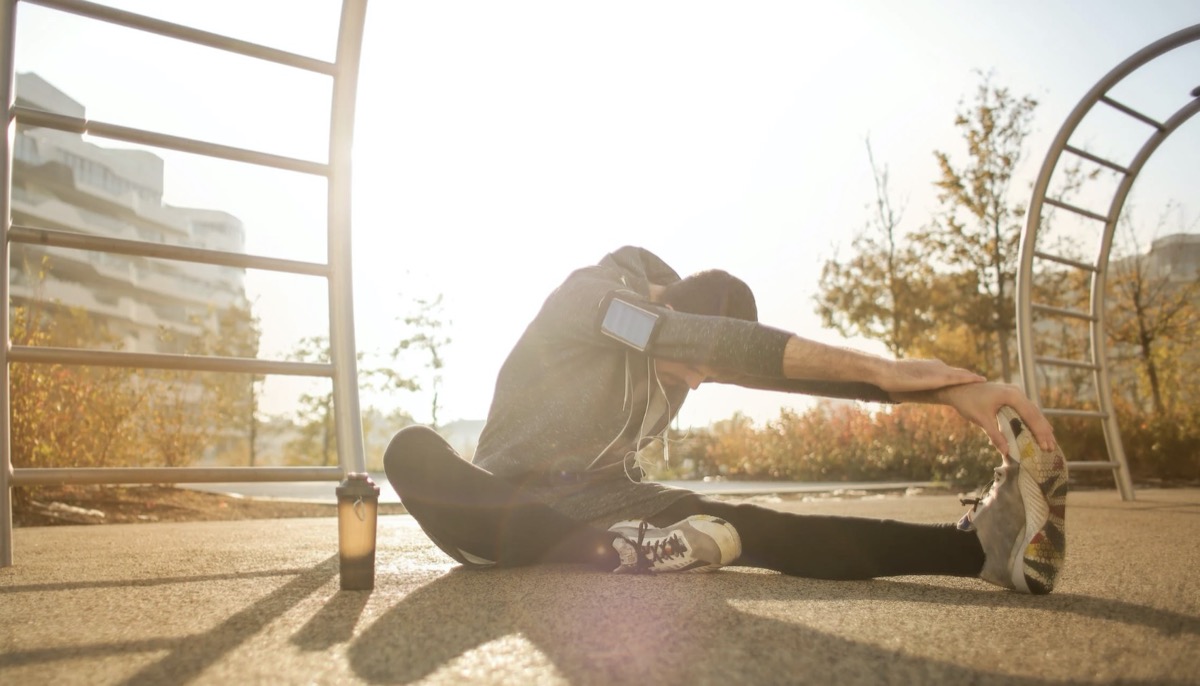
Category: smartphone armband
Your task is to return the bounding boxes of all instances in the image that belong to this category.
[597,291,661,352]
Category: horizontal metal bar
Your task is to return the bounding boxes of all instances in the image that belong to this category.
[1035,356,1100,371]
[1099,95,1166,131]
[9,225,330,277]
[1043,408,1109,419]
[1033,250,1099,272]
[1031,303,1097,322]
[1043,197,1109,223]
[1063,144,1130,174]
[11,466,343,486]
[14,106,329,176]
[23,0,337,75]
[1065,461,1120,472]
[8,346,333,377]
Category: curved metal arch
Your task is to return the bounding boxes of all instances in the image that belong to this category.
[1017,24,1200,501]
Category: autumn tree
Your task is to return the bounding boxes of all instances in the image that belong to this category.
[816,138,934,358]
[139,323,223,468]
[287,332,423,466]
[286,335,337,466]
[8,255,145,481]
[391,294,452,429]
[9,299,143,474]
[1106,212,1200,415]
[912,74,1038,381]
[8,255,269,471]
[133,298,267,469]
[199,302,264,465]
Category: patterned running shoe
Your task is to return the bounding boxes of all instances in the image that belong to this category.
[609,515,742,574]
[958,406,1068,594]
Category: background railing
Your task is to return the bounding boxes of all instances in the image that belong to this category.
[1,0,374,572]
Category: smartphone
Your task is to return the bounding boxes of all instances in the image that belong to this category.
[598,293,661,352]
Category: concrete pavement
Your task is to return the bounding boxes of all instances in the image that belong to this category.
[1,488,1197,685]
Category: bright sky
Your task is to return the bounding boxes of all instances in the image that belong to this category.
[13,1,1200,428]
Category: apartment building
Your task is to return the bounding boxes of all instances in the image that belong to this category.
[10,72,248,353]
[1138,232,1200,283]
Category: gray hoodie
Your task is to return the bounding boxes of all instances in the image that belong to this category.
[473,246,891,524]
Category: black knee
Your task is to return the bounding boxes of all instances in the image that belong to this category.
[382,425,458,497]
[383,425,448,464]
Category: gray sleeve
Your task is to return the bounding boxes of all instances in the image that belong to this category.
[647,310,791,377]
[648,308,895,404]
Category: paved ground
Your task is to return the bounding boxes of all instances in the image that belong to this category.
[1,488,1197,685]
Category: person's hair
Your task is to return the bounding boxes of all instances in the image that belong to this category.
[659,269,758,322]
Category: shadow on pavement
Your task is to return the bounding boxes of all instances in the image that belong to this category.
[1,556,339,684]
[347,566,1197,685]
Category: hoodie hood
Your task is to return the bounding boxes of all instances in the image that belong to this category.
[597,246,682,295]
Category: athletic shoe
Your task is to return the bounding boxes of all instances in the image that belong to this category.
[957,406,1068,594]
[609,514,742,574]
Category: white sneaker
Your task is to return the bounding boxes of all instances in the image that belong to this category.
[609,515,742,573]
[958,406,1068,594]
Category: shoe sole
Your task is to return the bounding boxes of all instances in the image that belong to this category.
[998,406,1068,594]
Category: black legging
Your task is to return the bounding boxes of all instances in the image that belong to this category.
[383,426,984,579]
[383,426,617,568]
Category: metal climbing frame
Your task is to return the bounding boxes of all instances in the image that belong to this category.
[0,0,372,566]
[1016,24,1200,501]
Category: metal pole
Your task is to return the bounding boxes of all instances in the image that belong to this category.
[24,0,337,75]
[14,106,330,176]
[12,465,344,486]
[327,0,377,592]
[1,0,19,568]
[328,0,369,477]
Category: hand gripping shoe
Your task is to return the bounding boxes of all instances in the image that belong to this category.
[958,406,1068,594]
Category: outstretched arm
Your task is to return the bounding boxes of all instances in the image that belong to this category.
[781,336,985,393]
[781,335,1056,455]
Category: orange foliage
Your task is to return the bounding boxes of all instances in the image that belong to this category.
[650,396,1198,486]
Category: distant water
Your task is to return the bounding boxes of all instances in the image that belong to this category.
[185,475,940,504]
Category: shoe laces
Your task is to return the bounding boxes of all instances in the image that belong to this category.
[959,485,988,511]
[960,471,1003,515]
[631,521,688,572]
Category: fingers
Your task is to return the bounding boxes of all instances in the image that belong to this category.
[984,422,1009,455]
[1009,394,1057,453]
[896,372,1059,456]
[967,401,1009,455]
[984,383,1058,454]
[944,381,1056,456]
